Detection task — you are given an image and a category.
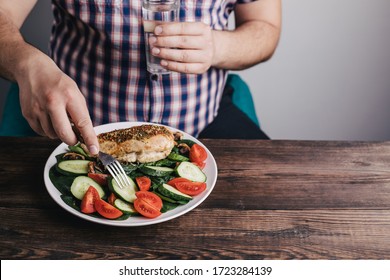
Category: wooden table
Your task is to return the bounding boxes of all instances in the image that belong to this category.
[1,137,390,259]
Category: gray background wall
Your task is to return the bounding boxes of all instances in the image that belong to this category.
[1,0,390,140]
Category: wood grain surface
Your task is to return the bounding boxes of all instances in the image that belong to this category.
[1,137,390,259]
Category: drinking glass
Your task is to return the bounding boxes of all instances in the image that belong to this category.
[142,0,179,75]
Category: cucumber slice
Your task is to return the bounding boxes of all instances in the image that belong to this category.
[114,199,138,215]
[56,160,91,176]
[140,165,174,177]
[175,162,207,182]
[153,191,177,203]
[70,176,105,200]
[108,176,138,203]
[157,184,192,201]
[153,191,189,205]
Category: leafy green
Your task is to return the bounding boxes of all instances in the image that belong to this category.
[49,166,75,196]
[122,163,139,175]
[55,153,67,163]
[68,143,88,157]
[151,158,176,168]
[61,195,80,211]
[161,201,180,213]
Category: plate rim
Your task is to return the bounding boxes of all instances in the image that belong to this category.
[43,121,218,227]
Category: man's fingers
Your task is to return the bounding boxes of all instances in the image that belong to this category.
[160,60,208,74]
[153,48,208,63]
[40,113,58,139]
[27,118,46,137]
[150,35,206,49]
[155,22,206,36]
[150,21,214,74]
[24,110,56,139]
[49,108,78,145]
[67,98,99,155]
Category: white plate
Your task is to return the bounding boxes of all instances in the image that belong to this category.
[43,121,218,226]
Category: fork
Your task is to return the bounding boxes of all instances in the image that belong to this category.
[71,122,131,189]
[98,151,132,190]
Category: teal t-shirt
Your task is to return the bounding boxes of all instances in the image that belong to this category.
[0,83,36,136]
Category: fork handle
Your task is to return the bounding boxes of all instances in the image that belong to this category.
[71,122,85,144]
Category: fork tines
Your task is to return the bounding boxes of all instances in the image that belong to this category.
[106,161,132,189]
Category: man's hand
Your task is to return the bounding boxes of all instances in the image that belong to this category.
[150,0,281,73]
[17,53,99,155]
[150,22,216,74]
[0,1,99,155]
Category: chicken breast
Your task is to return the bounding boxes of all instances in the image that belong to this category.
[98,124,175,163]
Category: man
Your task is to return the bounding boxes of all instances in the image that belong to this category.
[0,0,281,155]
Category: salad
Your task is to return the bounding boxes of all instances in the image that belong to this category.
[49,136,208,220]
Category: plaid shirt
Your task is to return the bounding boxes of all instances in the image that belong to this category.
[50,0,256,136]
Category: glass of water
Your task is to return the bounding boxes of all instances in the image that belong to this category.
[142,0,179,75]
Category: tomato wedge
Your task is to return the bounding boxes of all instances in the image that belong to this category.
[134,191,163,219]
[189,144,207,163]
[175,181,207,196]
[107,192,117,206]
[135,191,163,211]
[94,199,123,219]
[192,160,206,169]
[80,186,100,214]
[88,173,108,187]
[167,177,191,188]
[134,199,161,219]
[135,176,152,191]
